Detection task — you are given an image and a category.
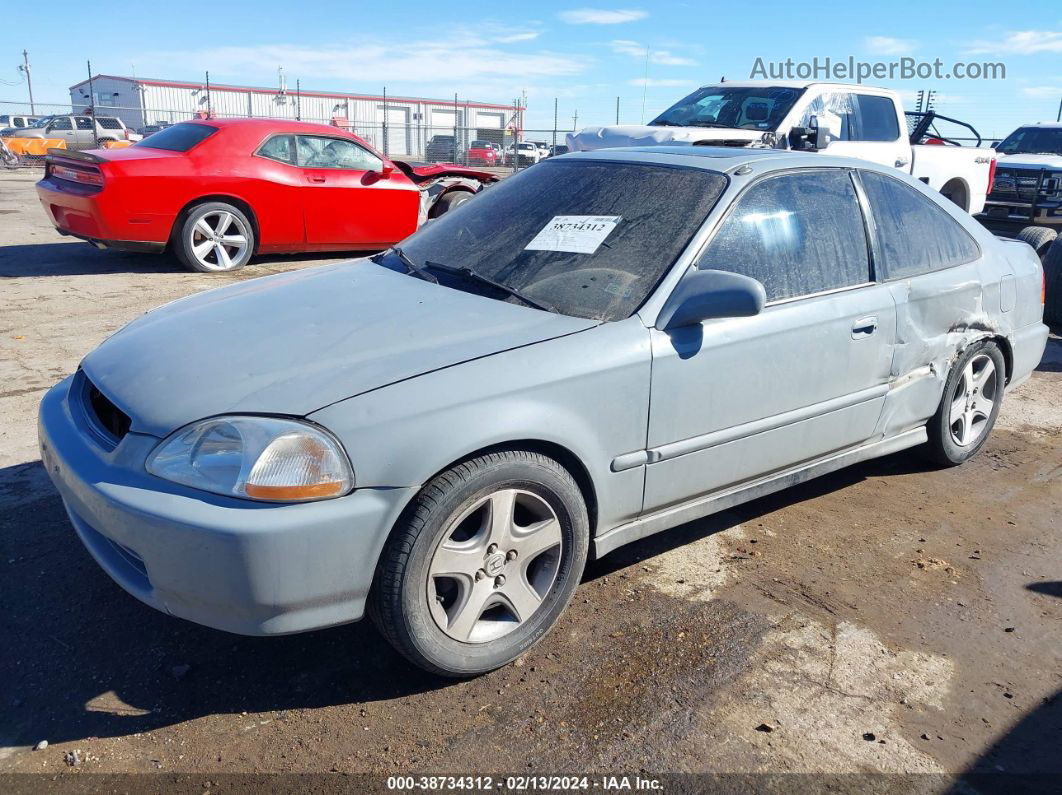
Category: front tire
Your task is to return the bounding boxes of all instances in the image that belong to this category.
[924,340,1005,466]
[370,450,589,677]
[174,202,255,273]
[429,190,473,219]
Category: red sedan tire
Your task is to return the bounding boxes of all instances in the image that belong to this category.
[430,190,473,219]
[174,202,256,273]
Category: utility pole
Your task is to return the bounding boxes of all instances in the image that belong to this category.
[205,71,212,118]
[572,109,578,131]
[19,50,34,114]
[1056,96,1061,123]
[615,96,620,125]
[296,79,301,121]
[553,97,558,149]
[87,61,95,115]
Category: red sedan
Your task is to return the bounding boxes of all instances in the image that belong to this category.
[467,139,498,165]
[36,118,496,272]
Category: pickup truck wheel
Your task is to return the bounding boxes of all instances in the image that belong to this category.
[924,340,1005,466]
[369,450,589,677]
[429,190,473,219]
[1016,226,1057,260]
[1044,238,1062,325]
[174,202,255,273]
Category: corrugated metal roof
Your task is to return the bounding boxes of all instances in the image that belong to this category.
[68,74,518,112]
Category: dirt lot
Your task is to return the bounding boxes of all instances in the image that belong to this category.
[1,169,1060,787]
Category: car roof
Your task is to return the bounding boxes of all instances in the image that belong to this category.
[561,145,901,175]
[188,117,363,135]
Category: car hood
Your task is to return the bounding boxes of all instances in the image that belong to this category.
[81,261,599,438]
[996,154,1062,168]
[566,125,765,152]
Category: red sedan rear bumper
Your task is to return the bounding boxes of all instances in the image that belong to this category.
[37,176,172,251]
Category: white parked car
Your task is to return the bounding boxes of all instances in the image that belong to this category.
[568,81,997,215]
[506,141,541,166]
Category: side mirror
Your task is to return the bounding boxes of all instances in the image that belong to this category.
[378,162,395,177]
[656,269,766,330]
[787,117,832,152]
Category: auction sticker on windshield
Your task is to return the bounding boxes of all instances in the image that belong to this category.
[525,215,621,254]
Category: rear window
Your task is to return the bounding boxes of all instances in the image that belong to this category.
[134,122,218,152]
[96,118,123,130]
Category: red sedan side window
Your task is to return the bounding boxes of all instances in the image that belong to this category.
[257,134,296,165]
[296,135,382,172]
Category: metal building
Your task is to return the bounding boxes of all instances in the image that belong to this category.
[69,74,521,157]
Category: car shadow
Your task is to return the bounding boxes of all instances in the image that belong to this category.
[586,445,937,580]
[0,445,939,749]
[0,242,362,278]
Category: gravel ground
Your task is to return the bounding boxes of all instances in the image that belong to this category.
[1,169,1060,787]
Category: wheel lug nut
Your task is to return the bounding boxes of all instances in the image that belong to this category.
[506,550,517,561]
[487,543,498,554]
[494,575,506,588]
[474,570,485,582]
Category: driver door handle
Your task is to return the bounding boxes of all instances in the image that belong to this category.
[307,175,326,183]
[895,157,910,168]
[852,317,878,338]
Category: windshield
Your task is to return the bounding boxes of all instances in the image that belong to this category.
[376,159,727,322]
[651,85,804,131]
[28,116,53,128]
[996,127,1062,156]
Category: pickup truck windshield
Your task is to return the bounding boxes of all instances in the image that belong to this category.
[996,127,1062,156]
[376,159,727,322]
[650,86,804,131]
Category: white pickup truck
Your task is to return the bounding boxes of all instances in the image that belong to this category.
[568,81,996,215]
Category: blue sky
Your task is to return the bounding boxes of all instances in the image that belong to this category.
[2,1,1060,138]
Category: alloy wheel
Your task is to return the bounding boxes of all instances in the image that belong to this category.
[949,354,997,447]
[427,489,563,644]
[188,210,250,271]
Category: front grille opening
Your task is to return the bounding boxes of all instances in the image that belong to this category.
[86,381,131,441]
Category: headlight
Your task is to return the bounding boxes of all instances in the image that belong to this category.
[146,416,353,502]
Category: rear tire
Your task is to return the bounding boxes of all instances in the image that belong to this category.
[924,340,1005,466]
[1044,237,1062,326]
[174,202,255,273]
[369,450,589,677]
[1016,226,1057,259]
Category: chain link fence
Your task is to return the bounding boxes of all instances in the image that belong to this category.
[1,99,577,173]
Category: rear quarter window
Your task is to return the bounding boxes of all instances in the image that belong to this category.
[134,122,218,152]
[859,170,980,279]
[96,118,123,130]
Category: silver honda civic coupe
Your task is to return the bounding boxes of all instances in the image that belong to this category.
[38,147,1048,676]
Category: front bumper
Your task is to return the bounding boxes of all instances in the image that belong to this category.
[38,375,414,636]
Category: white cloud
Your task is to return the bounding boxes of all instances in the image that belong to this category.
[1021,85,1062,99]
[628,78,694,87]
[559,8,648,24]
[864,36,918,55]
[143,39,588,96]
[966,30,1062,54]
[609,39,697,66]
[495,31,541,43]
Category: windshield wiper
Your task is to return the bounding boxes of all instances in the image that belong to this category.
[684,121,735,128]
[377,246,438,283]
[649,120,685,127]
[424,261,555,312]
